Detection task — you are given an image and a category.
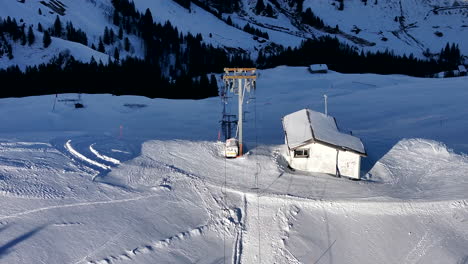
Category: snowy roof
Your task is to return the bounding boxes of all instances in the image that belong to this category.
[282,109,366,155]
[309,64,328,72]
[458,65,467,73]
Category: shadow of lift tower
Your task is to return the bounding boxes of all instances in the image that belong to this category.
[221,68,257,157]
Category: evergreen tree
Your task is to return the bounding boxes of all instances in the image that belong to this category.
[7,44,13,59]
[91,43,96,50]
[265,4,274,17]
[114,47,120,61]
[113,10,120,25]
[141,8,154,60]
[103,27,110,45]
[173,0,190,10]
[109,28,115,43]
[255,0,265,15]
[302,8,324,29]
[37,22,43,32]
[53,15,62,36]
[89,56,97,67]
[38,8,42,15]
[124,37,130,51]
[141,8,153,42]
[20,27,27,45]
[226,16,233,26]
[337,0,344,10]
[118,26,123,39]
[98,39,105,52]
[43,30,52,48]
[27,25,35,45]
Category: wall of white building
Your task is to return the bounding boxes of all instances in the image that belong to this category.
[287,142,361,179]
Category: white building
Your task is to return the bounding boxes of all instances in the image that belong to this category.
[309,64,328,73]
[282,109,366,179]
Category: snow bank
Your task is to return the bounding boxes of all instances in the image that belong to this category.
[369,138,468,200]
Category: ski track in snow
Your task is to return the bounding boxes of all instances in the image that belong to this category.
[65,140,111,170]
[403,231,439,264]
[0,194,159,221]
[90,144,121,165]
[85,168,243,264]
[86,224,211,264]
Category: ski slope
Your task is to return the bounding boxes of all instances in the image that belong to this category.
[0,67,467,263]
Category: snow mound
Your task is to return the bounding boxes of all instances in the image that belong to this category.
[370,138,468,200]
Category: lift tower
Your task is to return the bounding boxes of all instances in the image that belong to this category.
[222,68,257,157]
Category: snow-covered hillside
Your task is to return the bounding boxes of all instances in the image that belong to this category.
[0,0,467,69]
[0,67,467,263]
[302,0,468,56]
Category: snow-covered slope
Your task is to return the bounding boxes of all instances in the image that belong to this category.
[302,0,468,56]
[0,0,139,69]
[1,0,467,69]
[0,34,111,70]
[0,67,467,263]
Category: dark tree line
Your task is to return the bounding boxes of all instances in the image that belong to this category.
[49,16,88,46]
[173,0,191,10]
[0,0,255,100]
[243,23,269,39]
[301,8,325,29]
[0,17,22,59]
[439,43,461,67]
[255,0,275,17]
[258,36,461,77]
[0,54,219,99]
[0,0,465,101]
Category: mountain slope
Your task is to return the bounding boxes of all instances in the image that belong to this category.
[0,0,466,69]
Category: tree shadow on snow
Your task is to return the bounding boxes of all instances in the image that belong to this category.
[0,225,47,258]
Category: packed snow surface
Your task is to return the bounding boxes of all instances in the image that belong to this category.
[0,67,467,263]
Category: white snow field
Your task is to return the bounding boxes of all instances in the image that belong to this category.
[0,67,467,263]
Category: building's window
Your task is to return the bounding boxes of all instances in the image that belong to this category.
[294,148,309,158]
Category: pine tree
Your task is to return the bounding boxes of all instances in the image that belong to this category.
[141,8,153,42]
[113,10,120,25]
[255,0,265,15]
[124,37,130,51]
[226,16,233,26]
[7,44,13,59]
[37,22,43,32]
[27,25,35,45]
[90,56,97,67]
[38,8,42,15]
[20,27,27,45]
[114,47,120,60]
[43,30,52,48]
[109,28,115,43]
[338,0,344,10]
[141,8,154,60]
[53,15,62,37]
[98,38,105,52]
[118,26,123,39]
[103,27,110,45]
[265,4,274,17]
